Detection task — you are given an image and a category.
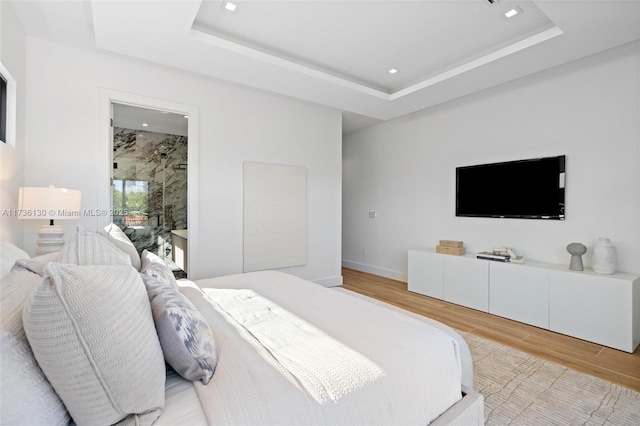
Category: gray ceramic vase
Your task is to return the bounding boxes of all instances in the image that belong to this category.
[566,242,587,271]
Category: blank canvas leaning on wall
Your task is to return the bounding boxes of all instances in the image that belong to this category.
[243,162,307,272]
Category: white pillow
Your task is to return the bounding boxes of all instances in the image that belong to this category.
[100,222,142,271]
[23,263,165,425]
[59,225,131,266]
[0,267,70,425]
[13,251,60,276]
[0,240,30,279]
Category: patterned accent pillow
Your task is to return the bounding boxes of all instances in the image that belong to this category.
[23,263,165,425]
[140,250,178,290]
[58,225,131,266]
[140,252,217,384]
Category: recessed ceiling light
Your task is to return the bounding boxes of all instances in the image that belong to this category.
[142,123,149,127]
[223,1,237,12]
[389,68,398,74]
[505,7,522,18]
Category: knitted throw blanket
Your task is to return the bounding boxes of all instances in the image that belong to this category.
[203,289,384,403]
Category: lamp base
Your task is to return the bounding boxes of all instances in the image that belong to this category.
[36,224,66,255]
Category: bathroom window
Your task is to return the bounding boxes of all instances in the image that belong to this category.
[113,179,149,226]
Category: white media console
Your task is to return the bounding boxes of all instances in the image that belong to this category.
[408,248,640,353]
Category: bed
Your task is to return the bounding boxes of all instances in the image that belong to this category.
[0,227,484,425]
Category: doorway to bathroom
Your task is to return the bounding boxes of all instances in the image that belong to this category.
[111,103,188,278]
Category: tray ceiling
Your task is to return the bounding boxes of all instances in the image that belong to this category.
[9,1,640,134]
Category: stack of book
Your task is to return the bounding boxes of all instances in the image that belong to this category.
[476,251,510,262]
[436,240,466,255]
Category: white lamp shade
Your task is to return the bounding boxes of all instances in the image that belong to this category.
[18,187,82,220]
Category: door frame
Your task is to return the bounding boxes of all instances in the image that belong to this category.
[98,88,199,277]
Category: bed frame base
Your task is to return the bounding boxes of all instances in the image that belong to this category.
[431,385,485,425]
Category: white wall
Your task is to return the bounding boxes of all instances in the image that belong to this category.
[343,41,640,279]
[23,37,342,284]
[0,2,26,245]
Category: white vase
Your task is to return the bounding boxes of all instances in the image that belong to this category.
[592,238,617,274]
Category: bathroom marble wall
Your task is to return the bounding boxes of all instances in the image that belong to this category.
[112,127,187,266]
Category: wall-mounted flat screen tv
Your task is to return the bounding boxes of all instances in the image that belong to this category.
[456,155,565,220]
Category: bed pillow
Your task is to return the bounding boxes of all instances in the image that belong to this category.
[13,251,60,276]
[1,240,30,279]
[140,252,217,384]
[140,249,178,290]
[23,263,165,425]
[0,267,70,425]
[100,222,142,271]
[58,225,131,266]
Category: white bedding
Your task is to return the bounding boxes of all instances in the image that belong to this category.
[181,270,464,425]
[1,238,480,425]
[155,369,208,426]
[205,288,385,404]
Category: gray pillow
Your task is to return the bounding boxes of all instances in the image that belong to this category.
[23,263,165,425]
[140,252,217,384]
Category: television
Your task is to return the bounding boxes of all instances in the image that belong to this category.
[456,155,565,220]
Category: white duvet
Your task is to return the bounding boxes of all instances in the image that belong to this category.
[180,271,462,425]
[204,288,385,404]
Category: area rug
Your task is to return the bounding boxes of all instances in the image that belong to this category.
[335,287,640,424]
[460,331,640,425]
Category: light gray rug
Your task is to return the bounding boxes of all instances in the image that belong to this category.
[335,287,639,424]
[460,331,640,425]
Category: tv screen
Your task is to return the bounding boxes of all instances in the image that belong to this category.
[456,155,565,220]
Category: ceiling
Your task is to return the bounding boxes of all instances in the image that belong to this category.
[113,104,189,137]
[9,0,640,135]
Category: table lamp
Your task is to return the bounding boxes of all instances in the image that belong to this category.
[18,186,82,255]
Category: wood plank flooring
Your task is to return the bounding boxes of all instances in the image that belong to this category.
[341,267,640,392]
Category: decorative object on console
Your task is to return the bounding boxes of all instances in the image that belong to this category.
[18,186,81,255]
[592,237,617,275]
[436,239,466,255]
[477,247,524,263]
[477,251,510,262]
[566,242,587,271]
[497,247,525,264]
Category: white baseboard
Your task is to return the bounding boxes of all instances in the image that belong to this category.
[341,260,407,283]
[313,275,344,287]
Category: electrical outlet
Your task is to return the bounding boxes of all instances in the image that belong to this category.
[363,248,367,256]
[368,211,377,219]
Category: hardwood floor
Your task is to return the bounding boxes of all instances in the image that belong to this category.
[341,267,640,392]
